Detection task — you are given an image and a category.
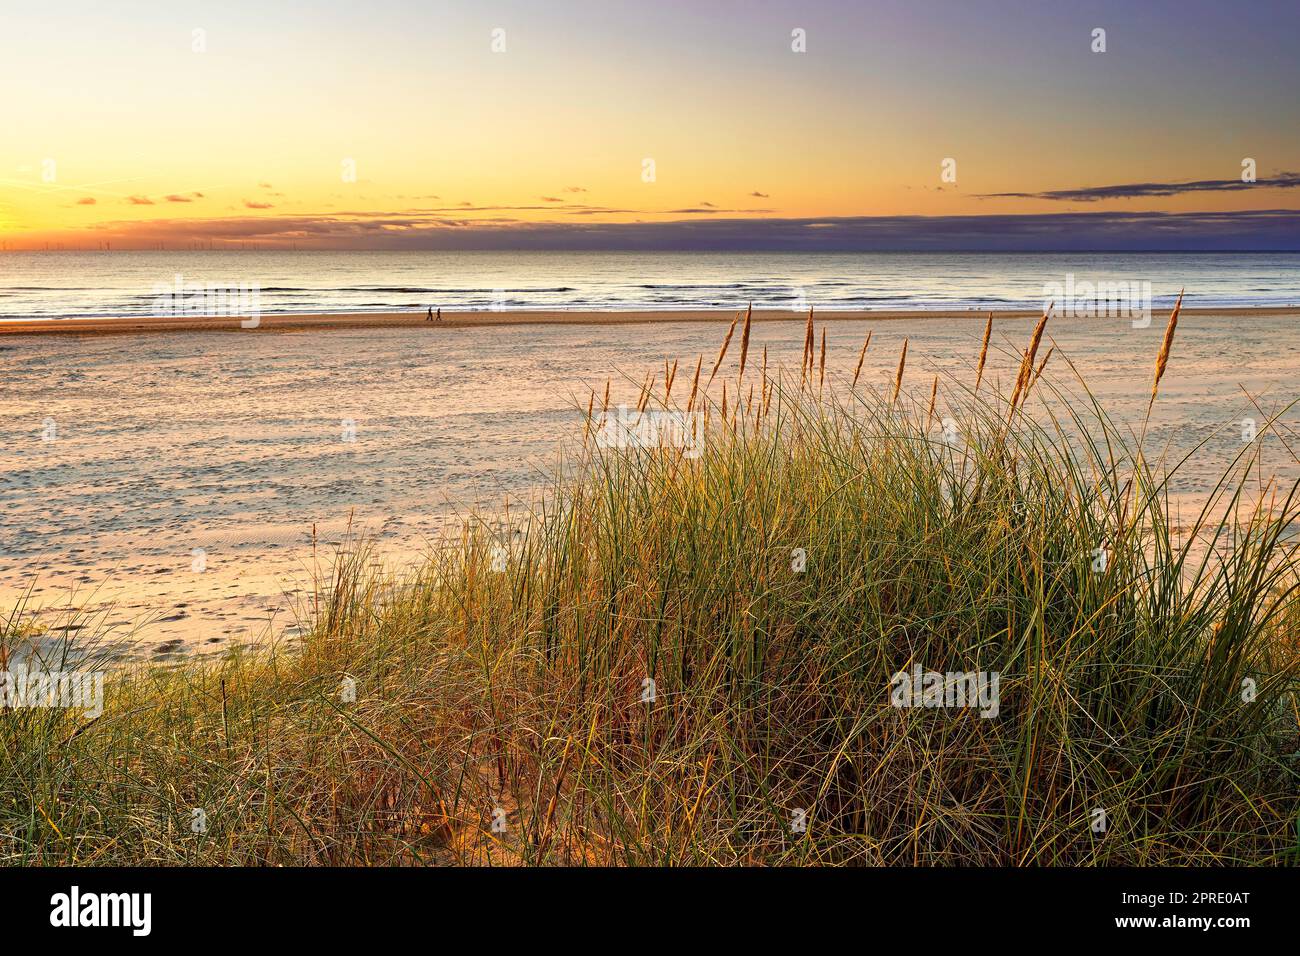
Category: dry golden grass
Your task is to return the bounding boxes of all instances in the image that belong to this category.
[4,298,1298,867]
[892,336,908,403]
[737,303,753,388]
[1151,288,1184,407]
[852,331,872,387]
[975,311,993,392]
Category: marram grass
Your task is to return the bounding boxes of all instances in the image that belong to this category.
[2,318,1299,866]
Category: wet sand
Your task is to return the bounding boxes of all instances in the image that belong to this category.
[4,309,1299,662]
[1,306,1295,336]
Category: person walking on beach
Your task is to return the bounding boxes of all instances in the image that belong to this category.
[436,307,441,323]
[426,306,433,322]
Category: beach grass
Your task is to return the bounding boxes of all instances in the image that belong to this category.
[2,312,1299,866]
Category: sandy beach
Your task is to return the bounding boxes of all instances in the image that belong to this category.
[5,307,1300,662]
[5,0,1300,880]
[1,305,1295,335]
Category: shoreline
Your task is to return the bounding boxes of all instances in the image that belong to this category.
[9,308,1298,656]
[1,305,1296,336]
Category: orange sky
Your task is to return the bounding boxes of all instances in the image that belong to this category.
[2,1,1297,249]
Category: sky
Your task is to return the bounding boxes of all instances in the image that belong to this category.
[1,0,1298,250]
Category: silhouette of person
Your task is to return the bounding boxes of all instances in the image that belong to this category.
[426,306,433,321]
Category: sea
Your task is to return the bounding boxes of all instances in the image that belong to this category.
[1,251,1298,318]
[2,250,1299,658]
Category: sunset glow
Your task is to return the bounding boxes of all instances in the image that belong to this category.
[3,0,1298,249]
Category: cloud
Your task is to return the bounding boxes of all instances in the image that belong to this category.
[750,191,770,198]
[562,186,587,193]
[666,206,772,214]
[64,208,1300,251]
[165,193,204,203]
[75,197,96,205]
[243,199,274,209]
[258,182,273,189]
[353,202,634,215]
[980,172,1300,202]
[126,195,154,205]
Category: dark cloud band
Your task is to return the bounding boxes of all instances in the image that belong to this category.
[77,208,1300,251]
[980,172,1300,202]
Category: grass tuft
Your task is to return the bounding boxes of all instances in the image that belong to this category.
[3,319,1298,866]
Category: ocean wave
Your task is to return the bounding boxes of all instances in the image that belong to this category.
[1,252,1296,319]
